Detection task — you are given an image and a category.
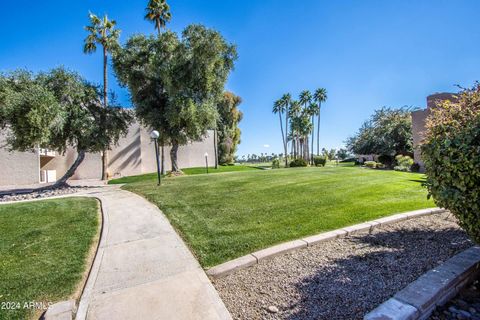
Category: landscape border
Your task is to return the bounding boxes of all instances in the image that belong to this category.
[206,207,447,278]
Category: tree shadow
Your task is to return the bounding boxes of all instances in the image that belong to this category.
[409,178,427,184]
[284,225,471,320]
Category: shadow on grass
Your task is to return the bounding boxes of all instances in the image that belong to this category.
[409,178,427,184]
[285,225,471,320]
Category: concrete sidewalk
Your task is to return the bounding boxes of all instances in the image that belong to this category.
[76,186,231,320]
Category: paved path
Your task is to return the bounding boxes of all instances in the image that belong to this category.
[75,186,231,320]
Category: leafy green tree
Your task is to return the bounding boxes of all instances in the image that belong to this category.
[346,107,413,157]
[0,68,132,187]
[145,0,171,36]
[113,25,237,172]
[84,12,121,180]
[313,88,328,155]
[217,92,243,164]
[422,85,480,242]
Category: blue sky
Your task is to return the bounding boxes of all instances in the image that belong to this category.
[1,1,480,156]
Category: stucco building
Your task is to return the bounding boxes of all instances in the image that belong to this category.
[411,92,458,171]
[0,122,215,187]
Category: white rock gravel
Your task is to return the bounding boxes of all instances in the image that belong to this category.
[213,212,472,320]
[0,186,86,202]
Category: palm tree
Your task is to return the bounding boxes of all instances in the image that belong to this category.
[313,88,328,156]
[84,12,121,180]
[273,98,287,167]
[307,103,319,164]
[279,93,291,166]
[299,90,312,161]
[289,100,301,158]
[145,0,171,173]
[145,0,171,36]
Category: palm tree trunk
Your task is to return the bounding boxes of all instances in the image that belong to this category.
[278,113,286,165]
[101,47,109,180]
[317,106,321,156]
[311,116,315,164]
[285,112,289,167]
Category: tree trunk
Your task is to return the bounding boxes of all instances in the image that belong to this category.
[311,116,315,164]
[101,47,109,180]
[285,111,289,167]
[170,140,180,172]
[278,113,286,166]
[161,144,166,174]
[317,106,321,156]
[43,150,86,190]
[214,129,218,169]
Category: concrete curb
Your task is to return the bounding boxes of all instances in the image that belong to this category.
[207,207,446,279]
[364,246,480,320]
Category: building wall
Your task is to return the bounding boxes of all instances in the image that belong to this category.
[411,109,429,171]
[0,123,216,185]
[411,92,458,172]
[0,132,39,186]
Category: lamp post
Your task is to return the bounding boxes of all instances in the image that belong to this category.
[204,152,209,174]
[150,130,161,186]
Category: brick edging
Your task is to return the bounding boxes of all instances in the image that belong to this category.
[364,246,480,320]
[207,207,446,278]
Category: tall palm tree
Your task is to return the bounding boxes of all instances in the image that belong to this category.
[279,93,291,166]
[145,0,171,172]
[307,103,319,164]
[289,100,301,158]
[273,98,287,166]
[313,88,328,156]
[84,12,120,180]
[299,90,312,161]
[145,0,172,36]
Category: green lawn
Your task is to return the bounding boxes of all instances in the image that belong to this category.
[122,166,434,268]
[0,198,99,320]
[108,165,259,184]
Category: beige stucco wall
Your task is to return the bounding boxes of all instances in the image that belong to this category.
[137,127,215,176]
[411,92,458,172]
[1,121,215,186]
[411,109,429,171]
[0,132,39,186]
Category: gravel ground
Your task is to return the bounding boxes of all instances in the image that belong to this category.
[213,212,473,320]
[0,186,86,202]
[430,278,480,320]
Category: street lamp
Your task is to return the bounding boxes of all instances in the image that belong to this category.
[150,130,161,186]
[204,152,209,174]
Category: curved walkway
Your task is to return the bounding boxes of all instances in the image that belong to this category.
[73,186,231,320]
[1,184,230,319]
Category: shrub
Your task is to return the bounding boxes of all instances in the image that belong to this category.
[394,155,414,171]
[364,161,377,168]
[313,156,327,167]
[421,85,480,243]
[272,158,280,169]
[376,163,385,169]
[410,162,421,172]
[289,158,308,167]
[340,157,356,163]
